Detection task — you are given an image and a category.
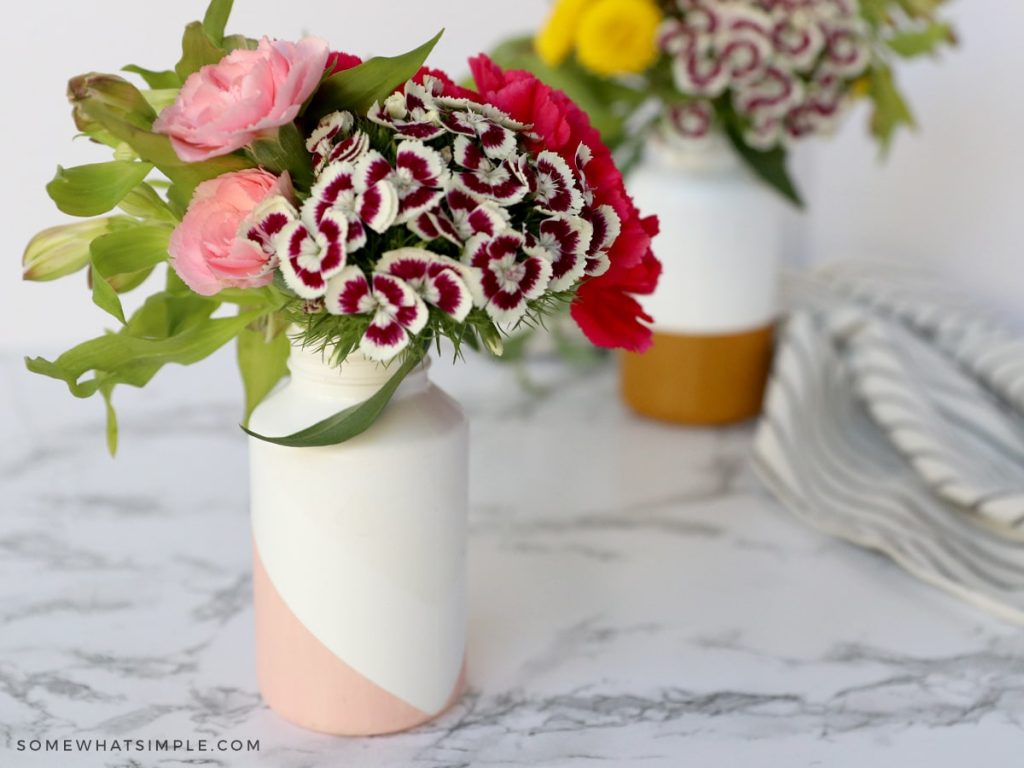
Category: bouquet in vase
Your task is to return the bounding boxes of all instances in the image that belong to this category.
[22,0,661,452]
[493,0,957,203]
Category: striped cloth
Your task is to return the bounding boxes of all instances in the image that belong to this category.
[754,262,1024,623]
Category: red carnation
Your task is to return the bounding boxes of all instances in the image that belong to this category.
[413,67,481,101]
[468,55,660,352]
[326,51,362,75]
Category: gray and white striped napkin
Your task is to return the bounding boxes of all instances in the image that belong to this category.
[754,262,1024,623]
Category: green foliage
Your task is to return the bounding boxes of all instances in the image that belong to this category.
[22,218,119,281]
[869,65,916,153]
[237,315,290,424]
[721,115,803,207]
[176,21,225,80]
[122,65,181,90]
[88,225,173,323]
[242,353,422,447]
[47,161,153,217]
[308,30,444,122]
[202,0,234,45]
[887,22,956,57]
[246,122,313,192]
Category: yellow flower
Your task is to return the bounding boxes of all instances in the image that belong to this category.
[575,0,662,77]
[536,0,595,67]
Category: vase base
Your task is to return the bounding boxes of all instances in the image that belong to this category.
[621,325,774,426]
[253,543,466,736]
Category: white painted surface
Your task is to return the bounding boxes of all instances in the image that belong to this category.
[249,347,468,714]
[629,138,784,335]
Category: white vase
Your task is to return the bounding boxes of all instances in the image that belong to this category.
[248,341,468,735]
[621,134,784,424]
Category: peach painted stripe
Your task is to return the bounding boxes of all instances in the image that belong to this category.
[253,542,465,736]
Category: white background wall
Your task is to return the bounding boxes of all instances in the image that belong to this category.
[0,0,1019,349]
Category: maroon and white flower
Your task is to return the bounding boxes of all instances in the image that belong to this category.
[306,111,371,175]
[274,201,348,299]
[309,151,399,252]
[240,194,297,271]
[439,106,518,161]
[531,151,584,216]
[666,101,715,141]
[452,136,528,205]
[582,205,621,278]
[324,265,429,361]
[733,65,804,119]
[463,231,552,324]
[376,248,473,322]
[523,216,592,291]
[382,140,449,224]
[408,186,510,245]
[368,80,445,140]
[823,20,871,78]
[771,9,825,72]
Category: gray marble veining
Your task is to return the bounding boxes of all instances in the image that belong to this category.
[0,349,1021,767]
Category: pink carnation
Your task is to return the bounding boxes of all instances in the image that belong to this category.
[169,170,292,296]
[154,37,329,162]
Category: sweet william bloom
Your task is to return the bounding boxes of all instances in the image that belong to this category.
[154,37,329,162]
[169,170,293,296]
[575,0,662,77]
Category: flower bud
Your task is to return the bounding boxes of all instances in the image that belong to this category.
[22,219,112,281]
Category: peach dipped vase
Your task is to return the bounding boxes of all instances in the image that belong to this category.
[621,135,783,425]
[248,342,468,735]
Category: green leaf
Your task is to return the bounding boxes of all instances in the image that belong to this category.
[176,21,225,81]
[722,122,803,208]
[242,353,420,447]
[223,34,259,52]
[74,97,253,206]
[26,311,262,396]
[122,65,182,89]
[237,318,290,424]
[886,22,955,57]
[88,225,172,323]
[245,123,314,191]
[90,265,126,323]
[100,382,119,457]
[202,0,234,45]
[869,65,915,153]
[46,161,154,217]
[90,225,171,277]
[118,182,179,223]
[23,218,120,281]
[308,30,444,121]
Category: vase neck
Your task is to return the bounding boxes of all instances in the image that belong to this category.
[646,131,741,174]
[287,340,430,399]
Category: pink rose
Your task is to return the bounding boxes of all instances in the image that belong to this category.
[154,37,329,162]
[169,169,292,296]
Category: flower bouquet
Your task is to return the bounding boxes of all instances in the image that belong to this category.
[22,0,659,735]
[497,0,956,202]
[491,0,954,424]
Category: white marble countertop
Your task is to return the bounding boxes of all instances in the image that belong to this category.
[1,349,1022,767]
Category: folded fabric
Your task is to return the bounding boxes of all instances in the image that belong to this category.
[754,262,1024,623]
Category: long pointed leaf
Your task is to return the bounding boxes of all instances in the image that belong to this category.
[242,354,420,447]
[308,30,443,121]
[202,0,234,45]
[723,123,803,208]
